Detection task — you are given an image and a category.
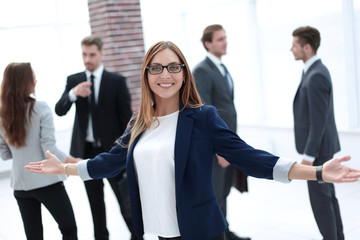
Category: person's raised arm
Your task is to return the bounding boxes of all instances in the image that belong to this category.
[288,155,360,183]
[25,151,79,176]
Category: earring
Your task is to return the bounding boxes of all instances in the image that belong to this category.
[183,79,185,84]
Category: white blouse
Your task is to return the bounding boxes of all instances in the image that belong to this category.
[133,111,180,237]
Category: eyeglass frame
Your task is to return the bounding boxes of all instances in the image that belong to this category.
[146,63,185,75]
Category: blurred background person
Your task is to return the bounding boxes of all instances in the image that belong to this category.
[55,35,139,240]
[291,26,343,240]
[0,62,79,240]
[193,24,250,240]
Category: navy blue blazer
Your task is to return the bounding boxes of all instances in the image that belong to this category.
[85,105,279,240]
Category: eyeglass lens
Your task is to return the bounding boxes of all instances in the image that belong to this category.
[148,64,183,74]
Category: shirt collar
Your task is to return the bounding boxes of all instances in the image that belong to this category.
[85,64,104,80]
[207,52,222,67]
[303,55,320,74]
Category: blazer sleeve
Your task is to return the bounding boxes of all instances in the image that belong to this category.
[206,107,279,179]
[193,66,214,105]
[304,73,331,156]
[55,76,76,116]
[86,125,131,179]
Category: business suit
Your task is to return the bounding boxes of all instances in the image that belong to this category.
[55,70,131,157]
[192,57,248,226]
[293,59,343,240]
[55,69,134,240]
[0,101,77,239]
[80,105,286,240]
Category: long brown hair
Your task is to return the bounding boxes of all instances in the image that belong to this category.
[0,63,36,147]
[127,41,203,148]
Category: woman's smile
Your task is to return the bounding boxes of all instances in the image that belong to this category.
[158,82,175,88]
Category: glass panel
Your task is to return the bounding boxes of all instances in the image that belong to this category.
[0,0,91,131]
[256,0,347,128]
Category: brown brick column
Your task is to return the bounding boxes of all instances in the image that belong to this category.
[87,0,145,112]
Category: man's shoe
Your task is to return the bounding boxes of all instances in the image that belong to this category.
[226,231,251,240]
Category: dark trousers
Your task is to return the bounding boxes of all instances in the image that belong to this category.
[158,232,225,240]
[14,182,77,240]
[84,142,141,240]
[309,156,344,240]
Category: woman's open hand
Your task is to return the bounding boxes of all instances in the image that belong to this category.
[323,156,360,183]
[24,151,65,175]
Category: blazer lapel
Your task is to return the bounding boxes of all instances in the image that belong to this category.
[205,57,224,81]
[174,107,194,201]
[126,133,145,234]
[205,57,233,98]
[80,72,90,116]
[294,59,322,102]
[126,132,143,190]
[125,107,194,216]
[97,70,107,105]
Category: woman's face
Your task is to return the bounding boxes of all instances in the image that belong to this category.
[147,48,184,104]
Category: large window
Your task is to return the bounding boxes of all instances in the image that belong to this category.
[256,0,348,128]
[0,0,91,130]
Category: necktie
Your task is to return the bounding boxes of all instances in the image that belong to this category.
[89,74,99,143]
[220,63,233,97]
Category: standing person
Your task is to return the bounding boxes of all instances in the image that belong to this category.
[55,35,140,240]
[25,41,360,240]
[192,24,249,240]
[291,26,343,240]
[0,62,79,240]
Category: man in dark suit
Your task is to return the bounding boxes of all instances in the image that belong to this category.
[291,26,343,240]
[193,24,250,240]
[55,35,142,240]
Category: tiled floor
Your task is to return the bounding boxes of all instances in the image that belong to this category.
[0,172,359,240]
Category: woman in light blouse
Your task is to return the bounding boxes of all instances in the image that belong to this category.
[0,63,79,240]
[25,42,360,240]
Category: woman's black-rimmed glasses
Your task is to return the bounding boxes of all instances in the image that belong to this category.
[146,64,185,75]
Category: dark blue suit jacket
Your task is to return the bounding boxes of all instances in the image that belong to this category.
[86,105,279,240]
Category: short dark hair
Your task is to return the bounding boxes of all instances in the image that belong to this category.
[201,24,224,51]
[292,26,321,54]
[81,35,104,51]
